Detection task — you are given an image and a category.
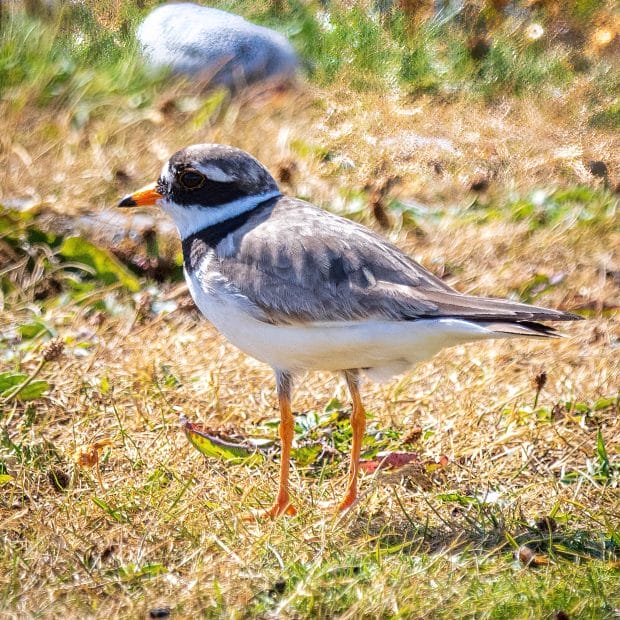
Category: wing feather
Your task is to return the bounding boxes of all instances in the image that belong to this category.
[211,196,579,326]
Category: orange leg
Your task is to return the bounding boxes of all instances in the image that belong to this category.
[337,370,366,511]
[250,372,296,519]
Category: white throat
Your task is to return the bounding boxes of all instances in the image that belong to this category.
[159,190,281,239]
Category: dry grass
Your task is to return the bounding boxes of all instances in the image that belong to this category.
[2,79,618,219]
[1,8,619,619]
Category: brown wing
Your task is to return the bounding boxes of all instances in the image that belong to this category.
[214,196,579,326]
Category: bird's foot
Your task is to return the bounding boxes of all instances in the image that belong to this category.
[336,489,359,513]
[317,491,359,514]
[243,499,297,521]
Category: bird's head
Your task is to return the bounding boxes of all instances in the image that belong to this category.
[118,144,281,238]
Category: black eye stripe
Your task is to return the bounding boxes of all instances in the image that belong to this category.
[170,177,250,207]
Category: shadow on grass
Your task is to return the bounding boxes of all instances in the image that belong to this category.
[348,488,619,566]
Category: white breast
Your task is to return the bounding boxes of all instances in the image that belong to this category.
[185,266,503,381]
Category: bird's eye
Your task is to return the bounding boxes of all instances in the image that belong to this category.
[179,170,205,189]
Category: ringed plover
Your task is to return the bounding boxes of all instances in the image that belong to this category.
[119,144,581,517]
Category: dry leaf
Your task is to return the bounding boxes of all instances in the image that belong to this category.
[400,427,423,445]
[517,546,550,566]
[74,439,113,488]
[359,451,420,474]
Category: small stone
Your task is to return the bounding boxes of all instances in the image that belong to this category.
[517,546,536,565]
[588,160,608,178]
[470,176,489,192]
[517,546,549,566]
[525,23,545,41]
[137,3,298,92]
[535,516,557,533]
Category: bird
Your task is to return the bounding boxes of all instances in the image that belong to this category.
[118,143,581,518]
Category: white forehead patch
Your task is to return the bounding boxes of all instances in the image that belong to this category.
[160,161,173,185]
[194,163,236,183]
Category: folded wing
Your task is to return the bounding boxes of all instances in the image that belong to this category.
[214,197,581,332]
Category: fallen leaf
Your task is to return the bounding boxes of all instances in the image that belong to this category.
[426,454,449,472]
[181,416,263,465]
[75,439,114,468]
[59,236,140,292]
[517,546,550,566]
[359,451,420,474]
[75,439,113,488]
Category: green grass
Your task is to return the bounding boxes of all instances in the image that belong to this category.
[247,0,617,99]
[243,555,619,618]
[391,185,619,233]
[589,99,620,130]
[0,6,164,128]
[2,1,618,102]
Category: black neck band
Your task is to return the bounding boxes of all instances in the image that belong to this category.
[182,195,280,269]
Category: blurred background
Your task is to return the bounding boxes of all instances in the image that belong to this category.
[2,0,618,272]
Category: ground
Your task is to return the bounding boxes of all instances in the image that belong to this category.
[0,2,619,619]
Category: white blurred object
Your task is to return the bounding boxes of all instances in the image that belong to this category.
[137,2,299,91]
[525,23,545,41]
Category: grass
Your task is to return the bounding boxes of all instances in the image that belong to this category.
[3,0,619,101]
[1,1,619,618]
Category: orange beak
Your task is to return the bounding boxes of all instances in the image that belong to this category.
[118,182,163,208]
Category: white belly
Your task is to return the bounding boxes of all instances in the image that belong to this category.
[186,269,501,380]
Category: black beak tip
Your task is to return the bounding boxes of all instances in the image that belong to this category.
[118,195,137,208]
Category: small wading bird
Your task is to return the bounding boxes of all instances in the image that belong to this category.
[119,144,581,518]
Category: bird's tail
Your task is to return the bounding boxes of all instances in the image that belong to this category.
[420,289,583,337]
[475,320,562,338]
